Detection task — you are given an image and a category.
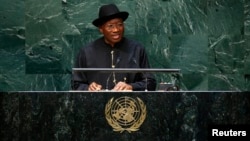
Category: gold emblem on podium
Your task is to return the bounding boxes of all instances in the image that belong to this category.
[105,96,146,133]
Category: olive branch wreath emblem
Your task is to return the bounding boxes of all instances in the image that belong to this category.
[105,96,146,133]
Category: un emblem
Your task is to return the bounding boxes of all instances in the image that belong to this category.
[105,96,146,133]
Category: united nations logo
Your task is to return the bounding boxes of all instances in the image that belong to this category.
[105,96,146,133]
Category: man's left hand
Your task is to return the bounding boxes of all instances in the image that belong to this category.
[112,81,132,91]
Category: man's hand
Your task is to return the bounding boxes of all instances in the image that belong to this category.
[112,81,132,91]
[88,82,102,91]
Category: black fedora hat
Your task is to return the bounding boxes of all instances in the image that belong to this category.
[92,4,129,27]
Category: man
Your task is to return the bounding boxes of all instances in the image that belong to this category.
[72,3,156,91]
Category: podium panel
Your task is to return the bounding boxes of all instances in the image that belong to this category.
[0,91,249,140]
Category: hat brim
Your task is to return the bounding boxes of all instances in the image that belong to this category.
[92,12,129,27]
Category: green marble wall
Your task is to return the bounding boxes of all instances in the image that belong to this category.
[0,0,250,91]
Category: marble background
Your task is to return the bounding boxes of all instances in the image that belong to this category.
[0,0,250,91]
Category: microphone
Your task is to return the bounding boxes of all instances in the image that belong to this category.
[133,58,148,91]
[106,73,112,91]
[105,57,121,91]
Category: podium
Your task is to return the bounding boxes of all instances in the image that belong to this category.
[72,68,181,73]
[1,91,249,140]
[72,68,181,91]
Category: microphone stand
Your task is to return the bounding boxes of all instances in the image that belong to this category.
[145,76,148,92]
[106,73,112,91]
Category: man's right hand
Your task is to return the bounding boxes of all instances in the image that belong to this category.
[88,82,102,91]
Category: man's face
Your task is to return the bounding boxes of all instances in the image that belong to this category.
[99,18,124,47]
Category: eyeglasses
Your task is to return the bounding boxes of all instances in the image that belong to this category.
[104,22,124,31]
